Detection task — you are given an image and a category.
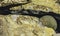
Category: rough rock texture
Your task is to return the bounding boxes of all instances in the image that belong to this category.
[22,0,60,14]
[0,15,56,36]
[0,0,28,7]
[0,0,58,36]
[16,15,40,25]
[40,15,57,30]
[0,0,60,14]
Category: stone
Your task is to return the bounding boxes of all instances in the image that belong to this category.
[0,15,56,36]
[0,0,28,7]
[40,15,57,30]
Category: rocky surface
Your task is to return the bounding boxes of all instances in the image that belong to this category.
[0,0,59,36]
[0,0,28,7]
[0,15,56,36]
[0,0,60,14]
[40,15,57,30]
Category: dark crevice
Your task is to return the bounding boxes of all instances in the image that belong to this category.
[56,0,60,5]
[0,0,60,33]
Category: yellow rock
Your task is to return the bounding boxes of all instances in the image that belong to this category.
[0,15,56,36]
[31,0,60,14]
[44,27,56,36]
[10,6,22,11]
[10,0,60,14]
[16,15,39,25]
[0,0,28,7]
[0,0,60,14]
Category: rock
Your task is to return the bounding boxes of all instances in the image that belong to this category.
[40,15,57,30]
[16,15,40,25]
[0,15,56,36]
[0,0,28,7]
[31,0,60,14]
[0,0,60,14]
[10,6,22,11]
[0,15,4,36]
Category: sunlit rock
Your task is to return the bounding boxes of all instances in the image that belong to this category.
[0,15,56,36]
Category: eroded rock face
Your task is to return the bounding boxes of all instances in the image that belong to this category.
[0,0,59,14]
[0,15,56,36]
[0,0,60,14]
[0,0,28,7]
